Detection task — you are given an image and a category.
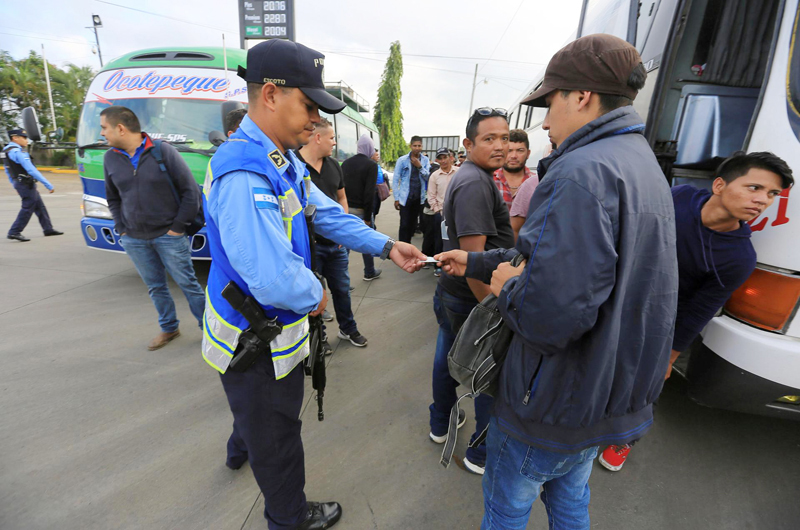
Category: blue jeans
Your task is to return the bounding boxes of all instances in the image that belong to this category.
[121,233,205,332]
[481,417,598,530]
[315,242,358,335]
[430,284,492,464]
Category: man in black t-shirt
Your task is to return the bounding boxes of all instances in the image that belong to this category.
[297,119,368,348]
[428,109,513,475]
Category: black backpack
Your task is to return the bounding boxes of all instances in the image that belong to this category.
[439,253,524,469]
[151,140,205,237]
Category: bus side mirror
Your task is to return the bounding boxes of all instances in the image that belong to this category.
[208,130,226,146]
[21,107,42,142]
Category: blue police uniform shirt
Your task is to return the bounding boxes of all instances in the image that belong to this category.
[207,115,390,316]
[4,141,54,190]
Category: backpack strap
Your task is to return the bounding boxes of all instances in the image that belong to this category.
[151,139,181,205]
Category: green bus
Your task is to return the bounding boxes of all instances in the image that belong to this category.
[76,46,379,258]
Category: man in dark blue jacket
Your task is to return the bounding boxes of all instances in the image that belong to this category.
[599,151,794,472]
[437,34,678,529]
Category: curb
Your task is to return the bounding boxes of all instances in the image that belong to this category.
[39,167,79,174]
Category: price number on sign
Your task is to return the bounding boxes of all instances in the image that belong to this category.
[264,13,287,24]
[264,26,287,37]
[263,1,286,10]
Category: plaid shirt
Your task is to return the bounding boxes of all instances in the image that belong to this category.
[493,167,534,210]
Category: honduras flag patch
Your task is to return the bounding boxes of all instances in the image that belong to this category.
[253,187,279,210]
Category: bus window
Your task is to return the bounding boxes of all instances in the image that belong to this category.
[335,115,358,160]
[635,0,659,51]
[530,107,547,129]
[524,106,534,129]
[581,0,632,41]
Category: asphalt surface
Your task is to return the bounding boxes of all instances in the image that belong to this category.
[1,173,799,530]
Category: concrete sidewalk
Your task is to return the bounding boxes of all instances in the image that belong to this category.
[1,173,799,530]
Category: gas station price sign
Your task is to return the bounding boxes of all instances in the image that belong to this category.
[239,0,296,44]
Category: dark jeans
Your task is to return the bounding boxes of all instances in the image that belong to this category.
[221,356,307,530]
[431,283,492,464]
[121,233,205,332]
[481,417,598,530]
[9,181,53,235]
[421,211,438,257]
[315,242,358,335]
[398,197,422,243]
[349,207,376,276]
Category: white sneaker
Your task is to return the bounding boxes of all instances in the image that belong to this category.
[429,409,466,444]
[463,455,485,475]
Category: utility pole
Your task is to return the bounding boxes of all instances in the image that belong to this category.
[41,44,57,133]
[468,63,478,119]
[87,14,104,67]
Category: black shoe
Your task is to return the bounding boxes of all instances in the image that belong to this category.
[296,501,342,530]
[337,330,368,347]
[321,339,333,356]
[44,229,64,236]
[349,286,355,292]
[433,267,442,277]
[7,233,30,242]
[363,269,382,281]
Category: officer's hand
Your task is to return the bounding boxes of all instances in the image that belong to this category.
[394,200,400,211]
[435,250,469,277]
[310,290,328,316]
[49,188,55,194]
[389,242,426,273]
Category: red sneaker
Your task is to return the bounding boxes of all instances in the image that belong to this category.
[599,444,631,471]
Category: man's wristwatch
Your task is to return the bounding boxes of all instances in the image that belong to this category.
[380,238,396,260]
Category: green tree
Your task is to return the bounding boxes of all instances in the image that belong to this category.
[373,41,405,166]
[52,64,95,141]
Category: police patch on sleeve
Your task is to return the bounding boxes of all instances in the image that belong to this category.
[268,149,287,169]
[253,187,279,210]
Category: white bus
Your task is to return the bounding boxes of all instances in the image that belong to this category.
[508,0,800,420]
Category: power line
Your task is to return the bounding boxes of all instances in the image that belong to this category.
[322,50,532,83]
[94,0,238,34]
[479,0,526,73]
[313,48,544,66]
[0,31,92,46]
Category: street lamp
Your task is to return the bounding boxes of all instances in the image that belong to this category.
[87,14,104,67]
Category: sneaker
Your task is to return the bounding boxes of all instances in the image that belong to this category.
[349,286,355,292]
[338,330,368,347]
[463,455,485,475]
[422,263,431,270]
[321,339,333,356]
[429,409,466,444]
[321,309,334,322]
[363,269,382,281]
[599,444,631,472]
[433,267,442,277]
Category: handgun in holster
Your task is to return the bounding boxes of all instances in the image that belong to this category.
[303,204,327,421]
[221,281,283,373]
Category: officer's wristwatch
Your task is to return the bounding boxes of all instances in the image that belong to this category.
[380,238,396,260]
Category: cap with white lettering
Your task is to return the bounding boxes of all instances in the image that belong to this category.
[238,40,346,114]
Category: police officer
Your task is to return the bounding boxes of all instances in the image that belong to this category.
[202,40,425,530]
[4,128,63,241]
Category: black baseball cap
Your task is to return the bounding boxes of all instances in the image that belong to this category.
[435,147,450,158]
[238,40,347,114]
[8,128,28,138]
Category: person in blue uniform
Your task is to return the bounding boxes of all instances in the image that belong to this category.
[201,40,425,530]
[4,128,63,241]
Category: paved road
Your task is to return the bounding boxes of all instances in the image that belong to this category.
[1,173,799,530]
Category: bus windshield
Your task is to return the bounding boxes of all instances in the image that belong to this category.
[77,98,224,148]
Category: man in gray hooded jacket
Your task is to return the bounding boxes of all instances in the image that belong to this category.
[437,34,679,529]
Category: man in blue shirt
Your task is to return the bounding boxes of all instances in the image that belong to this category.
[393,136,430,242]
[4,129,63,241]
[202,40,425,530]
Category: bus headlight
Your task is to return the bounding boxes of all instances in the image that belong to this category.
[83,199,113,220]
[724,268,800,333]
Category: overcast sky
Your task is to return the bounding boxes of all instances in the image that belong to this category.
[0,0,582,138]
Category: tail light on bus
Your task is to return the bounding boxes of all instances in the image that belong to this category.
[724,268,800,333]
